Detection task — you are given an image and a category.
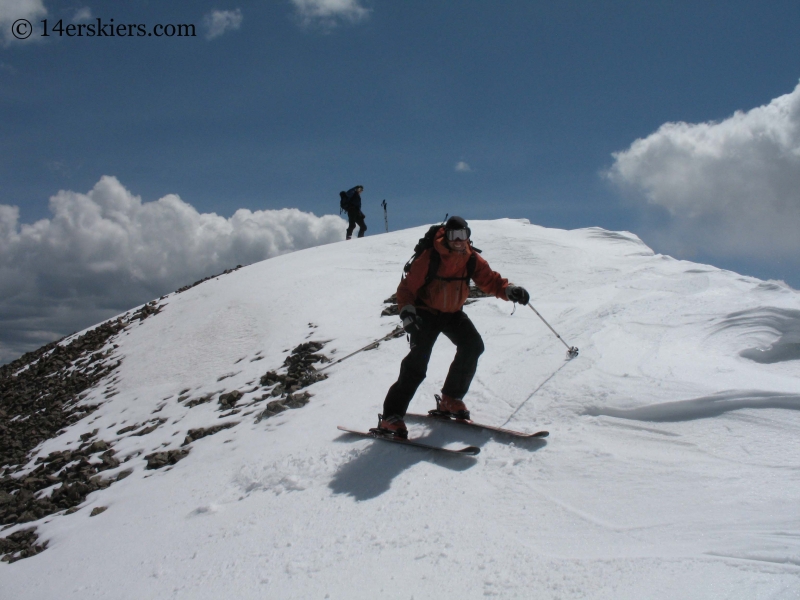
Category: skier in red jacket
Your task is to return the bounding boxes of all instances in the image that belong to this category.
[378,216,529,438]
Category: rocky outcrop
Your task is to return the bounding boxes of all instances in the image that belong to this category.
[253,342,329,422]
[0,301,163,563]
[0,302,332,563]
[144,449,190,470]
[218,391,244,410]
[256,392,312,422]
[0,528,47,563]
[1,441,130,523]
[182,423,239,446]
[174,266,243,294]
[259,341,329,396]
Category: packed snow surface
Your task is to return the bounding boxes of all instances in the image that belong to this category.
[3,219,800,599]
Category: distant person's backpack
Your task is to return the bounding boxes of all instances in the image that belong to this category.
[339,191,354,214]
[403,223,480,288]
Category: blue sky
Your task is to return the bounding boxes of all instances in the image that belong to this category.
[1,0,800,361]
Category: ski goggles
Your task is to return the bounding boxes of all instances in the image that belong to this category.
[446,228,470,241]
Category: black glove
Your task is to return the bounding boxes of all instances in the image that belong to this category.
[506,285,530,305]
[400,306,423,336]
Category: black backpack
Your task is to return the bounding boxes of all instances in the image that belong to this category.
[403,224,480,288]
[339,191,354,214]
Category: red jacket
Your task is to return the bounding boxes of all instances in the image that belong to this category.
[397,228,510,314]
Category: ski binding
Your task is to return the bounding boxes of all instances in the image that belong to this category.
[407,411,549,438]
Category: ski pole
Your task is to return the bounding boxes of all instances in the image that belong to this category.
[317,327,404,372]
[527,304,579,358]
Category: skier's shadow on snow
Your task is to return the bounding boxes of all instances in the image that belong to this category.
[329,425,546,501]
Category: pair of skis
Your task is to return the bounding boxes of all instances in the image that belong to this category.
[337,412,549,457]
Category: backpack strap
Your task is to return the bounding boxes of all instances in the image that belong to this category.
[466,253,477,284]
[423,249,441,288]
[424,251,478,287]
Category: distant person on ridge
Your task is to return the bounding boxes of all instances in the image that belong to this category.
[341,185,367,240]
[376,216,530,438]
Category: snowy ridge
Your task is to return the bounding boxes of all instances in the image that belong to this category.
[3,219,800,599]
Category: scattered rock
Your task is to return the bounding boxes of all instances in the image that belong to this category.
[90,506,107,517]
[0,528,47,563]
[130,419,166,437]
[218,391,243,409]
[0,443,121,531]
[251,342,330,424]
[182,422,239,446]
[263,342,330,392]
[144,449,190,470]
[88,441,109,453]
[0,304,164,562]
[130,301,163,321]
[174,266,243,294]
[185,394,213,408]
[382,294,400,316]
[256,392,311,422]
[80,430,99,442]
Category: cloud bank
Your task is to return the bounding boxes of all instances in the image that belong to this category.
[0,0,46,45]
[0,176,345,363]
[607,82,800,262]
[204,9,242,40]
[291,0,369,27]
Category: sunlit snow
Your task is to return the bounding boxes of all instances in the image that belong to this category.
[3,219,799,599]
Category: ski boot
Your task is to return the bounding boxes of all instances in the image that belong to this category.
[371,414,408,439]
[431,394,470,420]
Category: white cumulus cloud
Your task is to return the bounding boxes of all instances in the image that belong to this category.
[607,82,800,262]
[0,0,47,45]
[72,6,91,22]
[203,8,242,40]
[0,176,346,363]
[455,161,471,172]
[291,0,369,27]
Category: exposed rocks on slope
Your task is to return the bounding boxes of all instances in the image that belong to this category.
[1,305,346,563]
[182,423,239,446]
[0,528,47,563]
[174,266,243,294]
[218,391,244,410]
[0,301,163,562]
[261,341,329,392]
[253,341,329,423]
[256,392,312,422]
[184,394,214,408]
[144,449,191,470]
[0,441,134,561]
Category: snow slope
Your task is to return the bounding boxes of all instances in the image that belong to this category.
[3,219,800,599]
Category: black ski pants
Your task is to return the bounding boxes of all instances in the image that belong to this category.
[346,211,367,239]
[383,309,485,418]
